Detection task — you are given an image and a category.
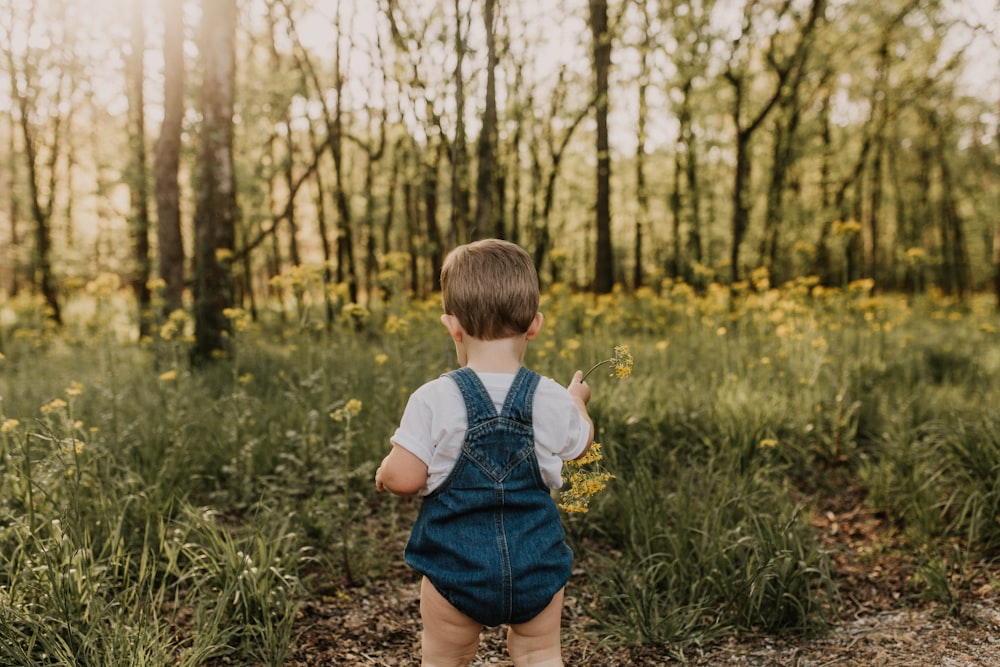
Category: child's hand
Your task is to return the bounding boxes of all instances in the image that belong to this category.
[568,370,591,406]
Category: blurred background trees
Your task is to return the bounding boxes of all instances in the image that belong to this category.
[1,0,999,349]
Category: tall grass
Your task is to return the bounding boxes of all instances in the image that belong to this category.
[1,273,998,660]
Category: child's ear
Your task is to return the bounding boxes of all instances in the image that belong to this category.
[525,312,544,340]
[440,313,463,341]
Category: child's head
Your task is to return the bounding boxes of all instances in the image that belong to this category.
[440,239,540,341]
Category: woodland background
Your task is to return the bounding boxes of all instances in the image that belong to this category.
[1,0,999,354]
[3,2,1000,664]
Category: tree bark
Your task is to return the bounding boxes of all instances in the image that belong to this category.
[155,0,185,315]
[192,0,237,363]
[330,11,358,304]
[590,0,613,293]
[126,0,152,336]
[451,0,471,243]
[475,0,502,240]
[4,4,62,324]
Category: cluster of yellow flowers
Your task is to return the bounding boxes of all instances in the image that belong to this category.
[330,399,363,422]
[558,443,615,514]
[558,343,634,514]
[583,343,634,381]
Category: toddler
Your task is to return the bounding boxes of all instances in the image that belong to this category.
[375,238,593,667]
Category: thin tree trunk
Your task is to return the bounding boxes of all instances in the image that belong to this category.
[6,24,62,323]
[154,0,185,315]
[424,141,445,293]
[308,118,334,323]
[331,19,357,304]
[451,0,471,242]
[590,0,613,293]
[5,95,21,295]
[928,110,970,299]
[865,139,884,285]
[192,0,237,363]
[726,0,824,286]
[475,0,501,239]
[126,0,152,337]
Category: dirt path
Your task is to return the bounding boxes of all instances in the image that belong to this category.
[287,492,1000,666]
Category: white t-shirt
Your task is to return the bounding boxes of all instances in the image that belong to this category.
[391,371,590,496]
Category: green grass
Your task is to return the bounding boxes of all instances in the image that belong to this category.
[1,278,998,661]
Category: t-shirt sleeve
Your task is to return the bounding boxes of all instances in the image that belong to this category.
[389,384,437,467]
[533,376,591,462]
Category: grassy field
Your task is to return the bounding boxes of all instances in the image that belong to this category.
[1,272,998,665]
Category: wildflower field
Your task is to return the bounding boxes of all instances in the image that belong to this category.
[1,274,999,665]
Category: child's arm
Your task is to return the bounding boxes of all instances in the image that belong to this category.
[375,443,428,496]
[567,370,595,459]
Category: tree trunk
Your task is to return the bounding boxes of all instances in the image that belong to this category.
[424,141,445,294]
[928,111,970,299]
[634,1,651,289]
[5,97,21,296]
[308,118,334,323]
[475,0,501,240]
[678,79,703,270]
[331,18,357,304]
[730,126,751,285]
[726,0,824,286]
[865,139,884,285]
[451,0,471,243]
[8,56,61,323]
[994,219,1000,312]
[590,0,613,293]
[155,0,185,315]
[192,0,237,363]
[126,0,152,337]
[4,2,63,323]
[995,106,1000,312]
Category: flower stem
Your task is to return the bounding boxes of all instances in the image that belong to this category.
[581,359,612,382]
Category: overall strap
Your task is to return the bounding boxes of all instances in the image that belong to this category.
[500,367,540,425]
[444,367,497,427]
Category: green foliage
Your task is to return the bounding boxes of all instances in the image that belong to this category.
[1,278,999,657]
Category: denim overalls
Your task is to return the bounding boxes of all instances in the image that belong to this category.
[404,366,574,627]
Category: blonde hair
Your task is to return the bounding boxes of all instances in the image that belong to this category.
[440,239,539,341]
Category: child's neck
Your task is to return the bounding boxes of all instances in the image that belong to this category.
[463,336,527,374]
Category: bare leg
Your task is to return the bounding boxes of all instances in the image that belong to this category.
[419,577,483,667]
[507,587,565,667]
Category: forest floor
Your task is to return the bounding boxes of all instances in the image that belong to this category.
[286,480,1000,666]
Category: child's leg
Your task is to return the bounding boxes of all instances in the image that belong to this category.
[419,576,483,667]
[506,587,565,667]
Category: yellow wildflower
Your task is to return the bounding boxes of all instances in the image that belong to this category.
[374,353,389,366]
[40,398,67,414]
[1,419,19,433]
[832,219,862,236]
[611,344,633,379]
[582,344,634,381]
[331,399,363,422]
[159,370,178,382]
[384,315,409,335]
[558,443,615,514]
[65,381,84,397]
[223,307,251,332]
